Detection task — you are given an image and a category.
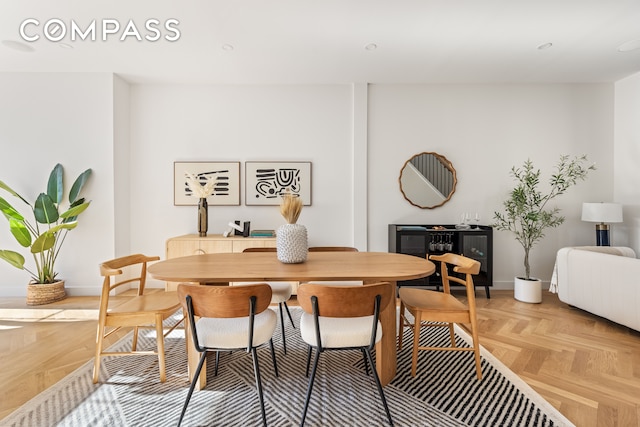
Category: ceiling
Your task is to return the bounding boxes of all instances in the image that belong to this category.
[2,0,640,85]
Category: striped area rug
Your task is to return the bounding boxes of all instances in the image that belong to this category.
[3,308,573,427]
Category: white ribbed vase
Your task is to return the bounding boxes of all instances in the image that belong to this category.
[276,223,308,264]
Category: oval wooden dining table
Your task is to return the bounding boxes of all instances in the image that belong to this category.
[148,250,435,389]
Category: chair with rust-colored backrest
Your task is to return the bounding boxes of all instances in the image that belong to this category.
[239,247,296,353]
[398,252,483,379]
[93,254,183,384]
[176,283,278,427]
[297,282,394,426]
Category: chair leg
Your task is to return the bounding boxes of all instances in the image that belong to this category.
[361,348,370,376]
[214,351,220,376]
[397,301,405,351]
[278,302,287,354]
[364,348,394,426]
[283,301,295,328]
[155,315,167,382]
[470,322,482,380]
[301,348,321,426]
[305,345,313,377]
[251,347,268,427]
[178,350,208,427]
[92,323,105,384]
[411,311,422,377]
[132,326,139,351]
[269,338,279,377]
[447,322,456,348]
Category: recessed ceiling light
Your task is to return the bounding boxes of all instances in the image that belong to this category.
[365,43,377,51]
[617,39,640,52]
[1,40,34,53]
[537,42,553,50]
[222,44,234,51]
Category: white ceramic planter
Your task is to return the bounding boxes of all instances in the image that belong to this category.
[514,276,542,303]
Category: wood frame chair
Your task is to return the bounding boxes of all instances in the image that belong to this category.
[241,247,296,353]
[93,254,183,384]
[308,246,359,252]
[297,282,394,426]
[398,253,483,379]
[176,283,279,427]
[304,246,362,286]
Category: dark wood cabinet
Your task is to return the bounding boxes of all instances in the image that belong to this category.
[388,224,493,298]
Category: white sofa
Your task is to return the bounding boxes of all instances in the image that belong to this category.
[552,246,639,332]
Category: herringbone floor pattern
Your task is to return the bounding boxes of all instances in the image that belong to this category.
[1,290,639,426]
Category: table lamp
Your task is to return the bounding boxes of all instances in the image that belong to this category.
[581,202,623,246]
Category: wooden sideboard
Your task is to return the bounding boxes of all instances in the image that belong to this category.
[164,234,282,291]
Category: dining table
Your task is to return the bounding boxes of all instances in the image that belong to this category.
[147,250,435,389]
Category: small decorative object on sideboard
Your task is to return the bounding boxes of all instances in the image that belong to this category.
[0,163,92,305]
[184,173,215,237]
[276,192,307,263]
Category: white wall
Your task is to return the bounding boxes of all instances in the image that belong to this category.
[367,84,614,288]
[0,73,116,296]
[127,84,355,284]
[614,71,640,251]
[0,75,622,295]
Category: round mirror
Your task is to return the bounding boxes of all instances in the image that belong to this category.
[399,152,457,209]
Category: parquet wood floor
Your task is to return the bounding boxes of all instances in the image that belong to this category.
[1,290,639,426]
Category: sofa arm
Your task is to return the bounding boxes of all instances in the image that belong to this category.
[550,246,636,294]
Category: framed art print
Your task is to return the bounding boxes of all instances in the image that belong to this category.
[245,161,312,205]
[174,161,240,205]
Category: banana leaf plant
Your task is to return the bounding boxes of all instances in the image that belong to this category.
[0,164,92,284]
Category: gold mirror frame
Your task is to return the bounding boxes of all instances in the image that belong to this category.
[399,152,457,209]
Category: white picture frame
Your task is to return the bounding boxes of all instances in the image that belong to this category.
[245,161,312,205]
[174,161,240,206]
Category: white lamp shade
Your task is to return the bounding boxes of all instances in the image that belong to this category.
[581,202,623,223]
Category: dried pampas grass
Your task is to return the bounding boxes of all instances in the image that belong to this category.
[280,193,303,224]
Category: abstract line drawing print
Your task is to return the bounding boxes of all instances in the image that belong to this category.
[184,169,231,197]
[174,161,240,206]
[254,167,301,199]
[245,162,311,206]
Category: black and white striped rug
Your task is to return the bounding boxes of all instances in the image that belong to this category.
[4,308,573,427]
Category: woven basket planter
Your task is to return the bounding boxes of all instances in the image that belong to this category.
[276,224,308,264]
[26,280,67,306]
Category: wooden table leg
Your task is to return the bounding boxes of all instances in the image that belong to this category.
[375,281,397,386]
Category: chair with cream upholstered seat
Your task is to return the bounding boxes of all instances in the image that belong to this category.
[93,254,183,384]
[398,252,483,379]
[239,247,296,353]
[297,282,394,426]
[176,283,278,427]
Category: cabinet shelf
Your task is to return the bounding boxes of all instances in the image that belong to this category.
[388,224,493,298]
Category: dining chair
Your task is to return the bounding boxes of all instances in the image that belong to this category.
[308,246,359,252]
[305,246,363,286]
[240,247,296,353]
[176,283,279,427]
[93,254,183,384]
[297,282,394,426]
[398,252,483,379]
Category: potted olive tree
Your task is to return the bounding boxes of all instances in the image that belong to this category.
[493,155,594,303]
[0,164,92,305]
